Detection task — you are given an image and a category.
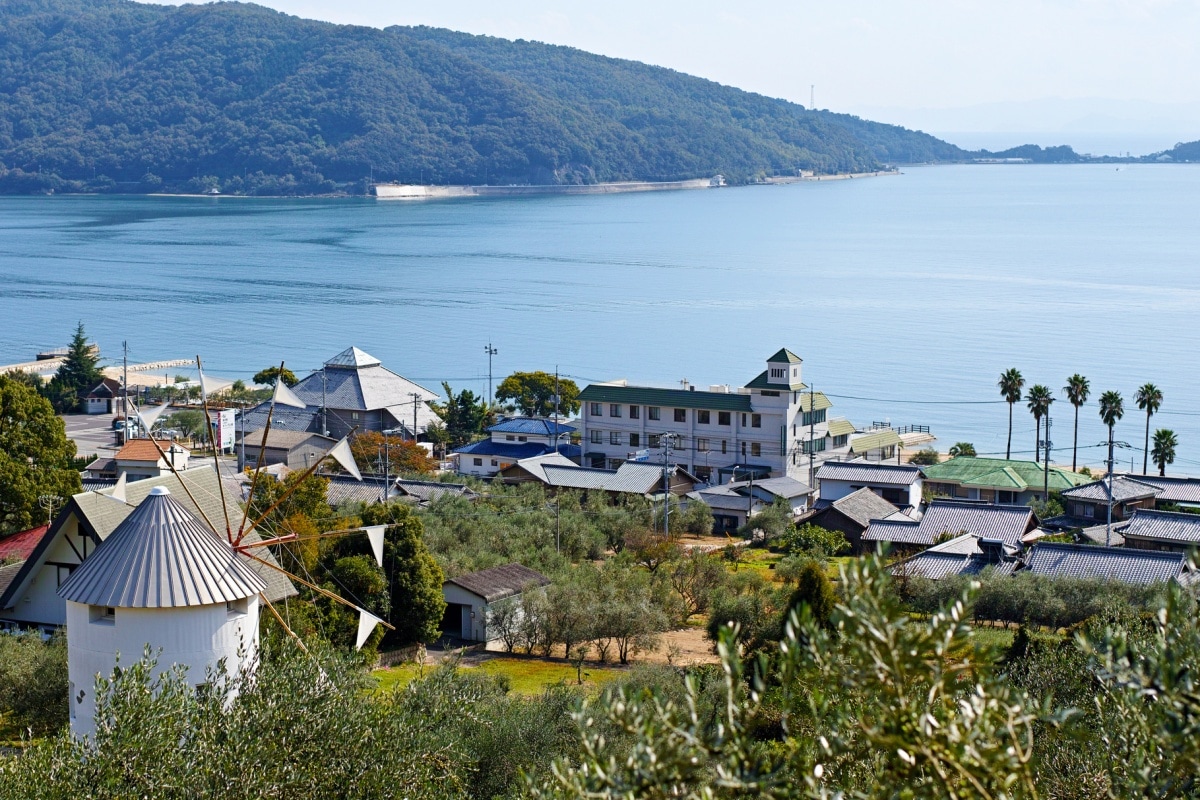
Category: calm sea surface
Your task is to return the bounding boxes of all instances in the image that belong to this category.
[2,164,1199,474]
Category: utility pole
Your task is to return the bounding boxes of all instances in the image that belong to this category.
[553,367,561,454]
[661,433,676,538]
[238,401,246,472]
[410,392,421,443]
[1042,416,1052,500]
[484,343,498,406]
[321,367,328,437]
[808,386,816,488]
[1106,434,1115,547]
[122,340,128,423]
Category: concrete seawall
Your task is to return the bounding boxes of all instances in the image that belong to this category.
[373,178,716,200]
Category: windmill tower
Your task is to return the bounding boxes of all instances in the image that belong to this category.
[58,486,266,738]
[60,357,392,737]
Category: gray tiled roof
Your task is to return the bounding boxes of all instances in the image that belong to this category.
[688,490,756,512]
[898,551,1017,580]
[241,429,336,450]
[1062,476,1162,503]
[1120,509,1200,544]
[325,476,393,507]
[0,561,23,600]
[393,480,476,504]
[444,563,550,603]
[58,488,267,608]
[740,476,811,500]
[831,488,900,528]
[1024,542,1185,585]
[862,518,926,545]
[501,452,579,483]
[817,461,923,487]
[1076,522,1128,546]
[542,461,677,494]
[1123,474,1200,504]
[864,500,1035,548]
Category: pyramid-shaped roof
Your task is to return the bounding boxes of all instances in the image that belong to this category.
[58,487,266,609]
[767,348,802,364]
[324,346,382,369]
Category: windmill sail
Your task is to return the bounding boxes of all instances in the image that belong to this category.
[328,437,362,481]
[272,380,307,409]
[364,525,386,567]
[356,609,385,650]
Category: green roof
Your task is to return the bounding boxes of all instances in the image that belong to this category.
[767,348,803,364]
[744,370,806,391]
[827,418,856,437]
[921,457,1090,492]
[580,384,753,412]
[850,429,902,452]
[798,391,833,413]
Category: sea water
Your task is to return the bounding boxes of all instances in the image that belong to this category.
[2,164,1198,473]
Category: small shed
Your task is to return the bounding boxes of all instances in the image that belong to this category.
[441,563,550,642]
[239,429,336,471]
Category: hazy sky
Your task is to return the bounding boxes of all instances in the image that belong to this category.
[150,1,1200,144]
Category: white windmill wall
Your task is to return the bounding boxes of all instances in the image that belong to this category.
[66,597,260,738]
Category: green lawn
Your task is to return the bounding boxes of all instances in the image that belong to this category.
[372,657,624,695]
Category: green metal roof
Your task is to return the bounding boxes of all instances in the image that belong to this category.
[827,418,856,437]
[580,384,753,412]
[743,370,806,391]
[798,391,833,413]
[921,457,1090,492]
[850,429,902,453]
[767,348,803,364]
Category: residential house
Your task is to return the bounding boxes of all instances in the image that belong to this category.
[532,461,699,500]
[240,347,440,442]
[920,456,1089,505]
[86,439,191,482]
[1023,541,1189,585]
[498,452,581,485]
[1048,476,1161,529]
[804,487,904,553]
[815,461,923,510]
[239,429,337,471]
[0,468,294,633]
[861,499,1039,554]
[688,476,812,534]
[1122,474,1200,510]
[1119,509,1200,553]
[453,417,579,478]
[891,534,1018,581]
[392,480,477,507]
[578,349,851,485]
[441,563,550,642]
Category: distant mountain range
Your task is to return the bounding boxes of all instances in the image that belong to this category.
[0,1,1193,196]
[0,0,972,195]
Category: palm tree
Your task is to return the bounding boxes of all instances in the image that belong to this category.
[1026,384,1053,463]
[948,442,976,458]
[1063,374,1090,472]
[998,368,1024,460]
[1134,383,1163,475]
[1099,390,1124,457]
[1151,428,1178,476]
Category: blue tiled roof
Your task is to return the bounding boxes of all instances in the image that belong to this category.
[486,417,577,436]
[454,440,580,460]
[1025,542,1185,585]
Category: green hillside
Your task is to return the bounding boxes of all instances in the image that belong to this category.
[0,0,968,195]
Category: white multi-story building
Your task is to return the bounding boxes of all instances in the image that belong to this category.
[578,349,851,484]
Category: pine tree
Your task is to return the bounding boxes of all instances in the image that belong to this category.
[48,322,102,412]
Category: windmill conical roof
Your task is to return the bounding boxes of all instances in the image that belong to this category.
[57,487,266,609]
[324,346,381,369]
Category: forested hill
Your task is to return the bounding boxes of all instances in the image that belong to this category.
[0,0,968,195]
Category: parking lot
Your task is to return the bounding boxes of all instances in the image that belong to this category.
[62,413,121,460]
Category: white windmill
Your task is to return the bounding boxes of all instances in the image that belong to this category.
[60,358,391,737]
